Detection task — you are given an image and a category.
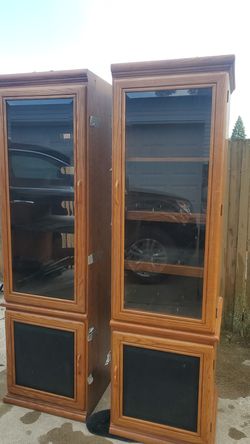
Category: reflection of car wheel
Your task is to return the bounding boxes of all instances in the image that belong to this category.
[125,229,177,283]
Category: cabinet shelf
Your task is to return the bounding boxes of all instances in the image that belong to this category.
[126,210,206,224]
[126,156,209,163]
[124,260,203,278]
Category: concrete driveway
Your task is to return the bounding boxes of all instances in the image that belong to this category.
[0,292,249,443]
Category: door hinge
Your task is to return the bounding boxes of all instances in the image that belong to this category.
[89,115,100,128]
[88,251,103,265]
[213,360,215,371]
[227,90,229,103]
[210,422,213,432]
[87,373,94,385]
[87,326,96,342]
[220,204,223,216]
[105,351,111,366]
[88,253,95,265]
[216,307,218,318]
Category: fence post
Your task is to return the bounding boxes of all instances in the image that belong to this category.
[233,140,250,336]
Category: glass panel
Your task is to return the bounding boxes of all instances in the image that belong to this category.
[125,275,203,318]
[123,345,200,432]
[7,98,74,300]
[124,88,212,318]
[14,321,74,398]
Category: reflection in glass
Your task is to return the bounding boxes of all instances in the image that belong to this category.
[124,88,212,318]
[7,98,75,300]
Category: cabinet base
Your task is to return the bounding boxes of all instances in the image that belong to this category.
[109,402,218,444]
[110,423,187,444]
[4,393,86,422]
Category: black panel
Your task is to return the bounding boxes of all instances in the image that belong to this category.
[123,345,200,432]
[14,321,74,398]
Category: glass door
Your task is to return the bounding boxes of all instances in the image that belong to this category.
[7,98,75,299]
[123,87,213,321]
[2,86,86,311]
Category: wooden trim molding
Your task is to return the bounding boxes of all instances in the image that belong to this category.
[1,301,88,322]
[110,320,222,345]
[111,54,235,92]
[0,69,89,87]
[4,394,87,422]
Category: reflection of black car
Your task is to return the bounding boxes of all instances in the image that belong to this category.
[9,143,74,231]
[9,142,74,195]
[8,143,74,284]
[125,188,204,282]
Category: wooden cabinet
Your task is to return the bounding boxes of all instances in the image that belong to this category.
[5,311,86,419]
[110,329,216,444]
[110,55,235,443]
[0,69,112,420]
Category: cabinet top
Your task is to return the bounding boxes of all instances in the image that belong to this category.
[111,54,235,92]
[0,69,91,88]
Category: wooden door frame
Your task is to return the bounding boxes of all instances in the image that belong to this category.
[110,329,215,444]
[0,84,87,313]
[111,72,228,334]
[5,309,86,410]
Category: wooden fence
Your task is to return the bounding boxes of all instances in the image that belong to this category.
[223,140,250,336]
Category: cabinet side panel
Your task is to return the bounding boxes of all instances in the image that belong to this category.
[209,74,229,330]
[86,74,112,413]
[220,76,231,329]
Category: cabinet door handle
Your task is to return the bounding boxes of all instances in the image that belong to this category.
[77,354,82,375]
[77,179,83,205]
[114,365,118,386]
[115,180,119,206]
